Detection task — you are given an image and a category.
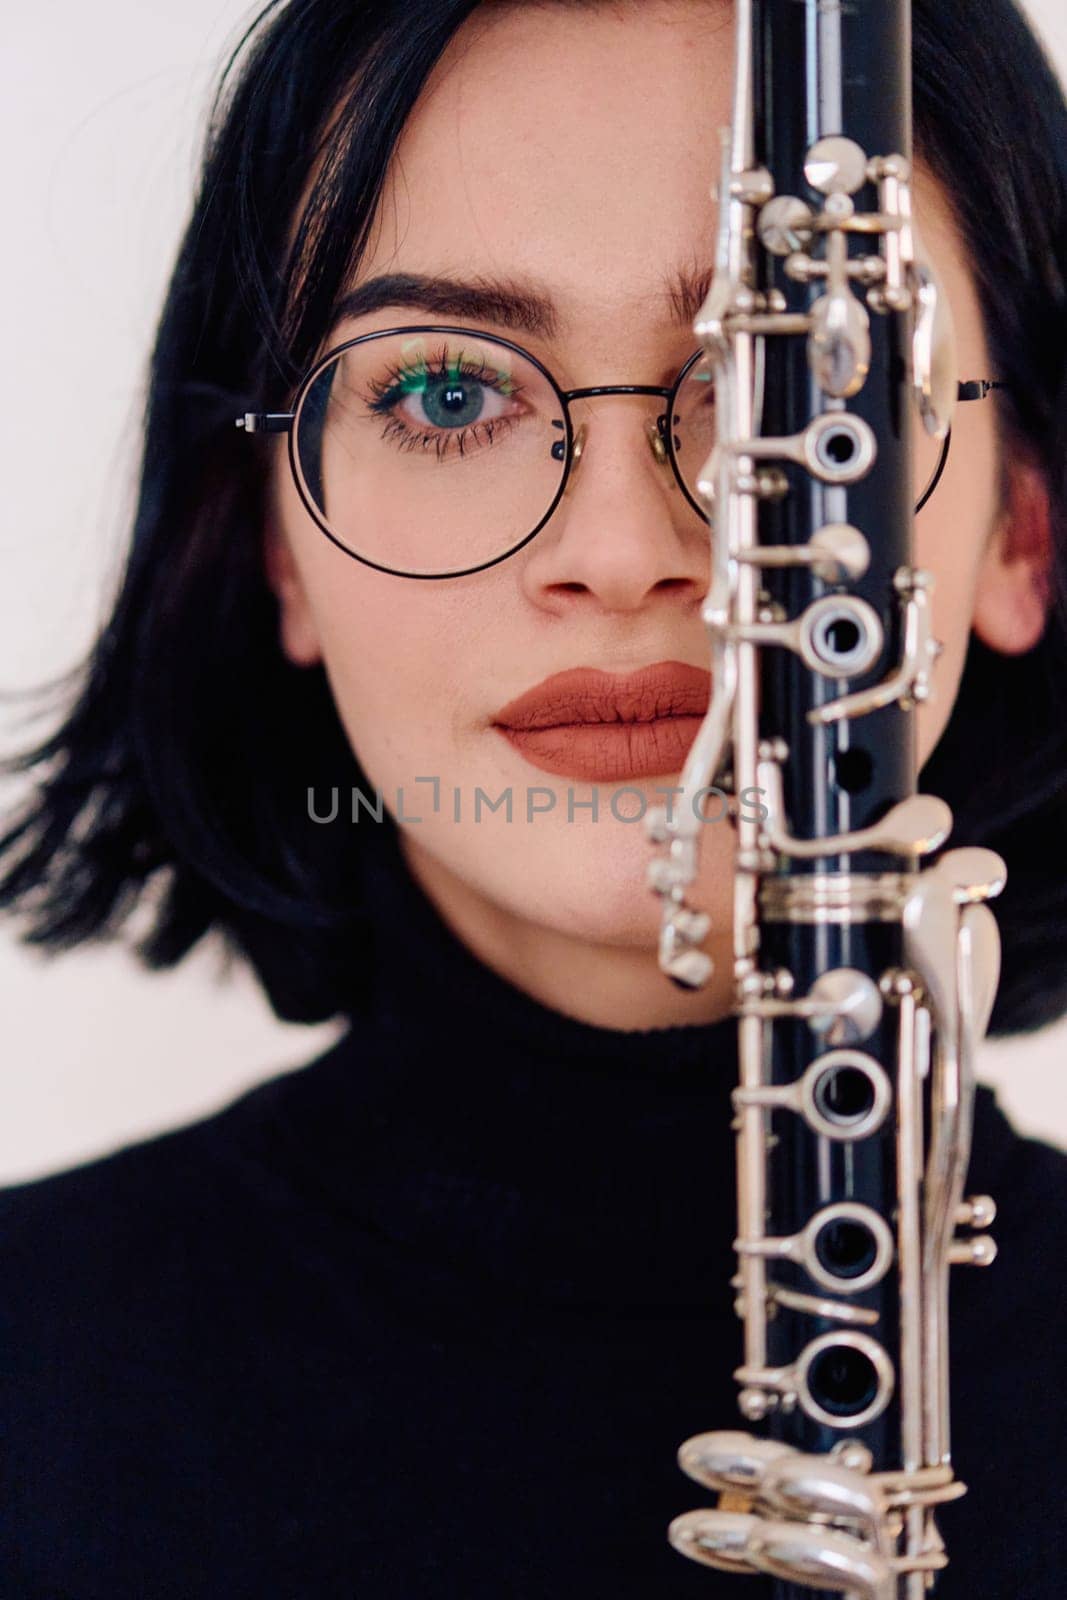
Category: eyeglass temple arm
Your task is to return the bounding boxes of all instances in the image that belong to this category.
[236,413,294,434]
[957,379,1005,401]
[914,381,1003,514]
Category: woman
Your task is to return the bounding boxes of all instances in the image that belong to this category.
[1,0,1065,1594]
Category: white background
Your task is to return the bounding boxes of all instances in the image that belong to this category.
[2,1,1066,1183]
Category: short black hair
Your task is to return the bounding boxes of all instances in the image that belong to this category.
[2,0,1067,1032]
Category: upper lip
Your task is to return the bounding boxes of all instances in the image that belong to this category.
[492,661,711,730]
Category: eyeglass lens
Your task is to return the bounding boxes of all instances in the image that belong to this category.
[295,331,568,577]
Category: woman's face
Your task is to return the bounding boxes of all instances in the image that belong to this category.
[267,0,1047,1026]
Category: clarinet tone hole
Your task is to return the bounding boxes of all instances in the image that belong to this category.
[814,1063,874,1122]
[823,430,856,466]
[814,1217,879,1280]
[833,746,874,793]
[802,598,883,678]
[803,412,876,483]
[806,1345,879,1416]
[806,1051,890,1140]
[797,1331,894,1429]
[802,1201,893,1292]
[825,616,860,653]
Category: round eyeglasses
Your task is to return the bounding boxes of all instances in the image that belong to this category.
[237,324,1002,580]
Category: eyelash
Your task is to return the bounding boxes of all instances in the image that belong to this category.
[375,413,515,461]
[364,348,524,461]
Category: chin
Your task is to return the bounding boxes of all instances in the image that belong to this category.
[504,832,694,948]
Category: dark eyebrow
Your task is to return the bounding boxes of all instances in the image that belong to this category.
[330,273,557,337]
[662,263,715,328]
[329,265,716,340]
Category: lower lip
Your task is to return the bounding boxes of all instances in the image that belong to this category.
[496,716,706,781]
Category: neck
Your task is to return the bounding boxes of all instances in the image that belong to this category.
[398,829,734,1031]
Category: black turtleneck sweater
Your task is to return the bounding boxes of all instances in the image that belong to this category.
[1,828,1064,1598]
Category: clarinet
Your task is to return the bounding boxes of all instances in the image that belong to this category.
[644,2,1004,1595]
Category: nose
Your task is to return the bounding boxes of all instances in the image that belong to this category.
[519,394,710,615]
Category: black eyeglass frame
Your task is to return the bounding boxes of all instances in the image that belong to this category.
[237,323,1004,580]
[914,377,1005,513]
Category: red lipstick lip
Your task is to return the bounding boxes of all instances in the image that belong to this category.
[491,662,712,782]
[492,661,712,732]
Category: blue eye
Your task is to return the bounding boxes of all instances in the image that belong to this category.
[418,379,486,429]
[366,350,522,458]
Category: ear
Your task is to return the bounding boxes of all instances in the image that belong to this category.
[263,524,324,667]
[972,457,1053,657]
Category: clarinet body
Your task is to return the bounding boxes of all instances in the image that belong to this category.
[644,3,1004,1595]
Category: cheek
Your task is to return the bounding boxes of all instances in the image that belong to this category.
[273,468,504,793]
[913,418,998,765]
[312,565,459,789]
